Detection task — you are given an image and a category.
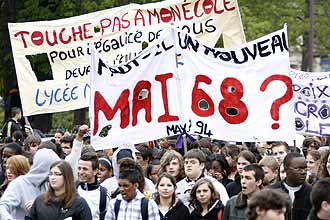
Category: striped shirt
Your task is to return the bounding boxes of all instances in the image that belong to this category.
[106,190,160,220]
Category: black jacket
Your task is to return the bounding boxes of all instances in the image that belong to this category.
[270,180,312,220]
[307,209,321,220]
[25,194,92,220]
[191,200,224,220]
[159,199,190,220]
[222,192,247,220]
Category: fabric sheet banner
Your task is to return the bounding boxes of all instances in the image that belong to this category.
[290,69,330,136]
[90,27,294,150]
[8,0,245,116]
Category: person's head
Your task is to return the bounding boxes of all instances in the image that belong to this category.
[54,129,64,144]
[278,163,286,181]
[316,150,330,179]
[302,137,321,157]
[44,160,76,208]
[271,142,289,164]
[155,173,177,207]
[159,138,170,149]
[1,143,22,170]
[135,144,152,168]
[159,150,184,181]
[118,158,145,201]
[23,135,41,155]
[241,164,264,197]
[237,150,256,174]
[184,149,206,181]
[306,150,321,174]
[283,152,307,187]
[12,130,23,144]
[5,155,30,182]
[78,152,99,184]
[147,159,161,185]
[259,156,279,186]
[207,153,230,182]
[310,178,330,219]
[11,107,22,120]
[246,188,290,220]
[98,157,112,183]
[60,135,73,156]
[221,143,240,168]
[189,178,219,212]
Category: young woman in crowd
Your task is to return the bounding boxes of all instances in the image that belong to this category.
[0,155,30,196]
[154,173,190,220]
[159,150,185,182]
[226,150,256,197]
[189,178,224,220]
[26,160,92,220]
[306,150,321,184]
[221,144,240,180]
[98,157,113,183]
[316,150,330,179]
[207,153,232,187]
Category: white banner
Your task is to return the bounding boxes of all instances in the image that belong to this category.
[291,69,330,136]
[90,27,295,149]
[8,0,245,116]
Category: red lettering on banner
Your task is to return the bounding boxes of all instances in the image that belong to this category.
[134,10,146,26]
[113,16,122,32]
[93,90,130,135]
[14,31,29,48]
[121,12,130,29]
[223,0,235,11]
[31,31,44,46]
[194,0,204,18]
[100,18,111,35]
[182,3,193,20]
[59,28,72,44]
[83,23,93,39]
[72,26,83,42]
[219,77,248,124]
[45,30,58,46]
[155,73,179,122]
[191,74,215,117]
[132,81,152,126]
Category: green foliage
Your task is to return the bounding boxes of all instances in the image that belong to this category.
[52,111,74,132]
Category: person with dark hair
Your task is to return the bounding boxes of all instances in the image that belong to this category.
[98,157,113,183]
[316,150,330,179]
[270,152,312,220]
[246,188,290,220]
[2,107,22,138]
[147,159,161,185]
[0,149,60,219]
[226,150,256,197]
[12,130,24,146]
[155,173,189,220]
[26,161,92,220]
[207,153,233,187]
[221,144,240,180]
[135,143,153,174]
[53,129,64,144]
[271,142,289,164]
[105,158,160,220]
[77,152,110,220]
[23,135,41,156]
[60,135,74,157]
[222,164,264,220]
[308,178,330,220]
[190,178,224,220]
[302,137,321,157]
[177,149,229,209]
[101,146,156,197]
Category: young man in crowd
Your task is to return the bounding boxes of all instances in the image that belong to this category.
[259,155,279,186]
[308,178,330,220]
[176,149,229,208]
[60,135,73,157]
[77,152,110,220]
[270,152,312,220]
[222,164,264,220]
[271,142,289,164]
[3,107,22,138]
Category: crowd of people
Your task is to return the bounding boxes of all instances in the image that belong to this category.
[1,108,330,220]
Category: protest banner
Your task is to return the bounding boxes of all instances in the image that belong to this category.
[90,27,294,150]
[291,69,330,136]
[8,0,245,116]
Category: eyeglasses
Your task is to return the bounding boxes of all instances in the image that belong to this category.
[48,172,63,177]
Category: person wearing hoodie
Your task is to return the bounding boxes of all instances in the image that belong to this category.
[189,178,224,220]
[101,146,155,197]
[154,173,189,220]
[0,148,60,220]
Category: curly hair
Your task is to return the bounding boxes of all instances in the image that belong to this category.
[246,188,290,220]
[316,150,330,179]
[119,158,145,192]
[189,178,219,211]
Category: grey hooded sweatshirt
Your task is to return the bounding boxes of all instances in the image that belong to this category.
[0,148,60,220]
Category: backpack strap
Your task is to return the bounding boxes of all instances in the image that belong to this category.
[114,199,121,220]
[99,185,107,220]
[141,197,149,220]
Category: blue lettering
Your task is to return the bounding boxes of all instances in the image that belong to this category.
[35,89,46,107]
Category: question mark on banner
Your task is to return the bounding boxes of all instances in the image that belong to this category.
[260,74,293,129]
